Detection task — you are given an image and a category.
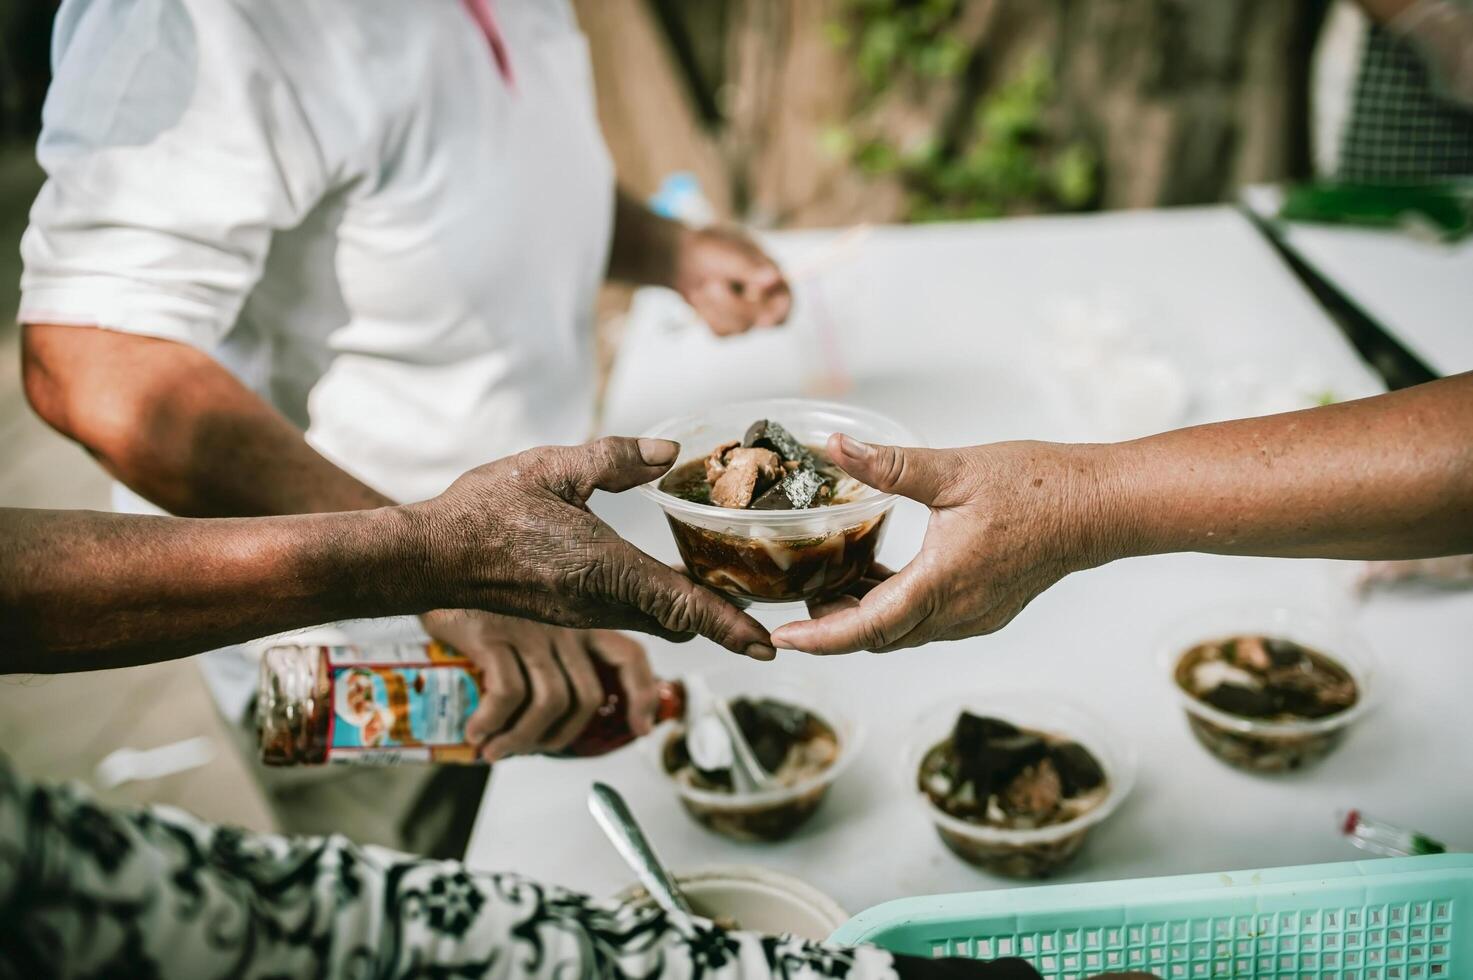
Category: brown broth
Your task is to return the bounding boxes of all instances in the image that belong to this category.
[1174,635,1358,722]
[667,512,887,603]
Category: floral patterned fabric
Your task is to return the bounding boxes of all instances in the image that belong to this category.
[0,757,1040,980]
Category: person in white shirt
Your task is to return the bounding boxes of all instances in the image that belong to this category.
[18,0,791,857]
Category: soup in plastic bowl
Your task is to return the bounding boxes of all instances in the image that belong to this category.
[906,691,1136,879]
[1159,603,1376,773]
[639,399,919,603]
[653,675,862,842]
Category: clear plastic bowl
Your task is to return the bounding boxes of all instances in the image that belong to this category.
[638,398,920,604]
[1157,602,1377,773]
[650,672,864,842]
[904,691,1137,879]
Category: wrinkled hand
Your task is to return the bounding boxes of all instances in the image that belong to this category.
[674,226,792,335]
[411,436,775,660]
[770,434,1108,655]
[422,609,657,762]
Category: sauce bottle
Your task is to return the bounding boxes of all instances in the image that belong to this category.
[257,642,684,766]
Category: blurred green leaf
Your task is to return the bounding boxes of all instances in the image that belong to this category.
[858,20,902,90]
[933,35,968,77]
[916,0,957,31]
[913,36,966,78]
[900,136,940,168]
[855,139,900,175]
[1051,143,1097,208]
[979,96,1039,141]
[819,125,855,160]
[835,8,1097,222]
[822,20,852,48]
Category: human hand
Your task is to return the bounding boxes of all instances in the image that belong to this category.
[409,436,775,660]
[673,226,792,335]
[421,609,657,762]
[770,434,1111,654]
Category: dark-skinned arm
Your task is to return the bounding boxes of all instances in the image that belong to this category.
[0,506,420,673]
[21,324,775,763]
[1,437,774,674]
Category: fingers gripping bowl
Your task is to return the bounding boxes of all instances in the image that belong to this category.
[639,399,920,603]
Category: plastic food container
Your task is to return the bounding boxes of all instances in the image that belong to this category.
[904,691,1136,880]
[832,854,1472,979]
[616,866,848,941]
[1158,603,1377,773]
[652,675,862,843]
[638,398,920,603]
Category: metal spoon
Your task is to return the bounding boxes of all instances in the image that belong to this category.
[588,782,693,915]
[686,674,774,794]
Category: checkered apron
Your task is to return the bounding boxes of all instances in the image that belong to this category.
[1339,23,1473,183]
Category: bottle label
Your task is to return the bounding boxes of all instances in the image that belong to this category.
[323,644,481,765]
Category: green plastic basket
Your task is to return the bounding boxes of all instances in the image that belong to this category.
[831,855,1472,979]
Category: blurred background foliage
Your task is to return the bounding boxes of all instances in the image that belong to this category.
[827,0,1100,219]
[579,0,1330,228]
[2,0,1330,227]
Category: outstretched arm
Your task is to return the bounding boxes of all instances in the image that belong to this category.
[773,373,1473,655]
[1,437,773,674]
[1106,372,1472,561]
[0,505,422,674]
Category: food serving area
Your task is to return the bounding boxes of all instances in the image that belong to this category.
[461,205,1473,915]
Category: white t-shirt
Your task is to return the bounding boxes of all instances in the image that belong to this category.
[21,0,615,718]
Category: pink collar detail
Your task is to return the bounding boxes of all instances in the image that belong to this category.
[461,0,515,88]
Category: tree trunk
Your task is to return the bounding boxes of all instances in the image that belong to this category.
[1053,0,1327,209]
[572,0,732,215]
[724,0,907,227]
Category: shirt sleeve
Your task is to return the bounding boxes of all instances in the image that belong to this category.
[18,0,327,350]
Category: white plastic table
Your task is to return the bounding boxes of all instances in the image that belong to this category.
[1273,221,1473,377]
[464,207,1473,917]
[1239,184,1473,378]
